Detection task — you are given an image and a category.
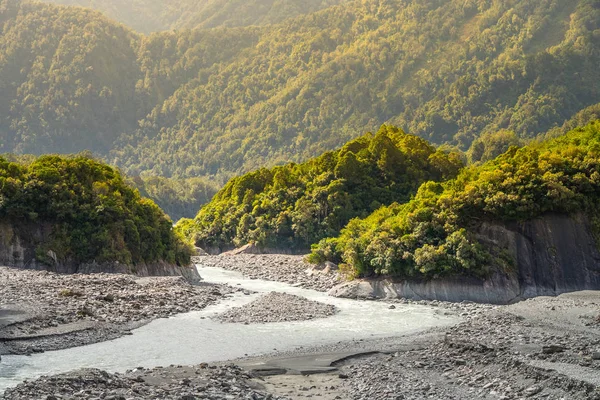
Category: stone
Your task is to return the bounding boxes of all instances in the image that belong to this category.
[542,345,565,354]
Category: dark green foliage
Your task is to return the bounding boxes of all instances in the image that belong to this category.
[0,154,192,266]
[544,103,600,140]
[466,130,523,164]
[1,0,600,183]
[178,125,463,251]
[311,122,600,279]
[131,176,218,221]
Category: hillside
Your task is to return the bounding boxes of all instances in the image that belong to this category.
[0,154,192,269]
[310,121,600,279]
[131,175,218,221]
[41,0,345,33]
[1,0,600,183]
[177,125,463,252]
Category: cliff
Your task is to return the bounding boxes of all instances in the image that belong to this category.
[329,214,600,304]
[0,222,200,282]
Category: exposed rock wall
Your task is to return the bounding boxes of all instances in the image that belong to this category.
[330,214,600,304]
[329,273,521,304]
[0,222,199,281]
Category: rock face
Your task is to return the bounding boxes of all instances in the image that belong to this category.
[330,213,600,304]
[480,213,600,298]
[329,273,521,304]
[0,222,199,281]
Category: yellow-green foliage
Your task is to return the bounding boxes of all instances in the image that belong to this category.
[42,0,345,33]
[0,154,192,266]
[179,125,463,251]
[311,122,600,279]
[1,0,600,182]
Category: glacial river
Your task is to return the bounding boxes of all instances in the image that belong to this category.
[0,265,458,393]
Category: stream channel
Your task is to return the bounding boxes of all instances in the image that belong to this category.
[0,264,459,393]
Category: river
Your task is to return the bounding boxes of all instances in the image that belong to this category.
[0,265,458,393]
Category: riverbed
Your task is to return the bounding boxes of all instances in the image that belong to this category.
[0,265,459,393]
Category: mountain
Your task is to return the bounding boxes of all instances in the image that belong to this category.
[131,175,218,221]
[310,121,600,279]
[41,0,346,33]
[176,125,463,252]
[2,0,600,183]
[0,153,192,269]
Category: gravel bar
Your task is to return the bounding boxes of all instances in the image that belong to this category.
[216,292,338,324]
[196,254,341,292]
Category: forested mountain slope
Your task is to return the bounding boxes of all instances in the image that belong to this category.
[2,0,600,183]
[177,125,462,252]
[41,0,345,33]
[131,176,218,221]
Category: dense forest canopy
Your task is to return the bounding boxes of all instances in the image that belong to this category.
[310,122,600,280]
[0,154,192,266]
[177,125,463,252]
[41,0,346,33]
[1,0,600,184]
[131,175,218,221]
[1,152,217,220]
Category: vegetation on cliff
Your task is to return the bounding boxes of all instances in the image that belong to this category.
[0,154,192,267]
[177,125,462,251]
[310,122,600,279]
[2,0,600,182]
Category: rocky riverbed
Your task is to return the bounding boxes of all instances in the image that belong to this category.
[216,292,338,324]
[7,291,598,400]
[248,292,599,400]
[196,254,340,292]
[2,364,286,400]
[7,289,599,400]
[2,255,600,400]
[0,266,239,355]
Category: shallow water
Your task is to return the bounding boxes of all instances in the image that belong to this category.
[0,265,458,393]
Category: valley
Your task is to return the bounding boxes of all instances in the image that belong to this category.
[1,0,600,398]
